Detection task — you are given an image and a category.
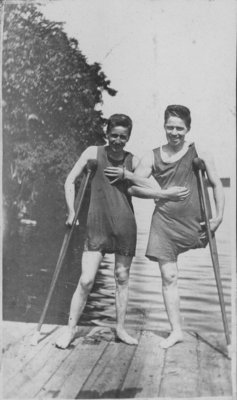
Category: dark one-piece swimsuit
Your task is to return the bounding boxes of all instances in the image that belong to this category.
[146,143,208,262]
[84,146,137,257]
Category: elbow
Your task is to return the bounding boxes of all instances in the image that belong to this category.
[217,181,225,199]
[128,186,135,196]
[64,178,69,190]
[64,176,74,190]
[212,179,224,194]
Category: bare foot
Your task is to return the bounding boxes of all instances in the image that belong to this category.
[116,328,138,345]
[160,330,183,349]
[55,327,77,349]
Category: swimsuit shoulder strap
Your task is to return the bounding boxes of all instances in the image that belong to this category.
[152,147,162,173]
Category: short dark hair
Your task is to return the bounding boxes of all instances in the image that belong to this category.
[164,105,191,129]
[107,114,133,136]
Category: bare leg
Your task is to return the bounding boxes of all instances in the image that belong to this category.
[159,261,183,349]
[114,254,138,345]
[56,251,103,349]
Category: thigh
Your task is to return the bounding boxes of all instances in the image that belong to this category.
[81,251,104,281]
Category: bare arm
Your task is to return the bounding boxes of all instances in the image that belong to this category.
[65,146,97,225]
[104,151,190,200]
[103,152,152,182]
[103,152,159,196]
[128,152,190,201]
[199,149,225,232]
[126,152,162,198]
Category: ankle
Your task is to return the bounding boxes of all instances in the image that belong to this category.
[68,324,77,333]
[116,325,125,332]
[171,329,183,335]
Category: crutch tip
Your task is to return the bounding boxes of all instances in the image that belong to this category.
[30,331,41,346]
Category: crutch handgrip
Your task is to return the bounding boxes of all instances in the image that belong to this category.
[86,159,98,173]
[193,157,206,172]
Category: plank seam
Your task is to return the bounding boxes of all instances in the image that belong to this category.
[5,326,60,386]
[117,330,143,398]
[157,346,167,398]
[196,332,201,398]
[5,345,74,398]
[3,325,36,353]
[75,339,111,399]
[33,345,77,398]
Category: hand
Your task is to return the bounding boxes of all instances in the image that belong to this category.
[162,186,190,201]
[65,211,77,227]
[210,217,222,232]
[104,166,125,184]
[199,221,208,243]
[200,218,221,234]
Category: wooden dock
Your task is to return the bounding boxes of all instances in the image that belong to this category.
[2,321,232,399]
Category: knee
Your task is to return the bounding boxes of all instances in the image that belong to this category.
[115,264,129,286]
[162,273,177,287]
[79,274,94,292]
[160,264,178,287]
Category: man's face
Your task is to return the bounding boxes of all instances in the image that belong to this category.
[107,126,130,152]
[164,116,189,148]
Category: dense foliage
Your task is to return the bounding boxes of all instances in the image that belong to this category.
[2,3,116,219]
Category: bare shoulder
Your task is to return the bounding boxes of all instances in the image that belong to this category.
[134,150,154,177]
[140,150,154,167]
[82,145,98,159]
[74,145,98,168]
[132,154,140,170]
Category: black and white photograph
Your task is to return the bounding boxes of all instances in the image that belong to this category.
[1,0,236,398]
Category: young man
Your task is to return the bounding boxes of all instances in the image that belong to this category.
[56,114,139,348]
[106,105,224,349]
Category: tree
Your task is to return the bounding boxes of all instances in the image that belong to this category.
[2,3,116,219]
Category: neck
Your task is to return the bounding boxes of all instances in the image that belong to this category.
[107,147,125,161]
[166,141,187,154]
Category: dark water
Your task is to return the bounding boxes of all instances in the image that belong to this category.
[3,188,232,333]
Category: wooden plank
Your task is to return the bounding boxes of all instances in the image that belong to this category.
[37,329,110,399]
[76,330,140,399]
[120,330,165,398]
[3,323,231,399]
[2,321,36,352]
[3,326,89,399]
[3,324,60,383]
[197,332,232,396]
[159,331,199,398]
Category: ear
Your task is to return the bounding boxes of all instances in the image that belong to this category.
[124,132,130,142]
